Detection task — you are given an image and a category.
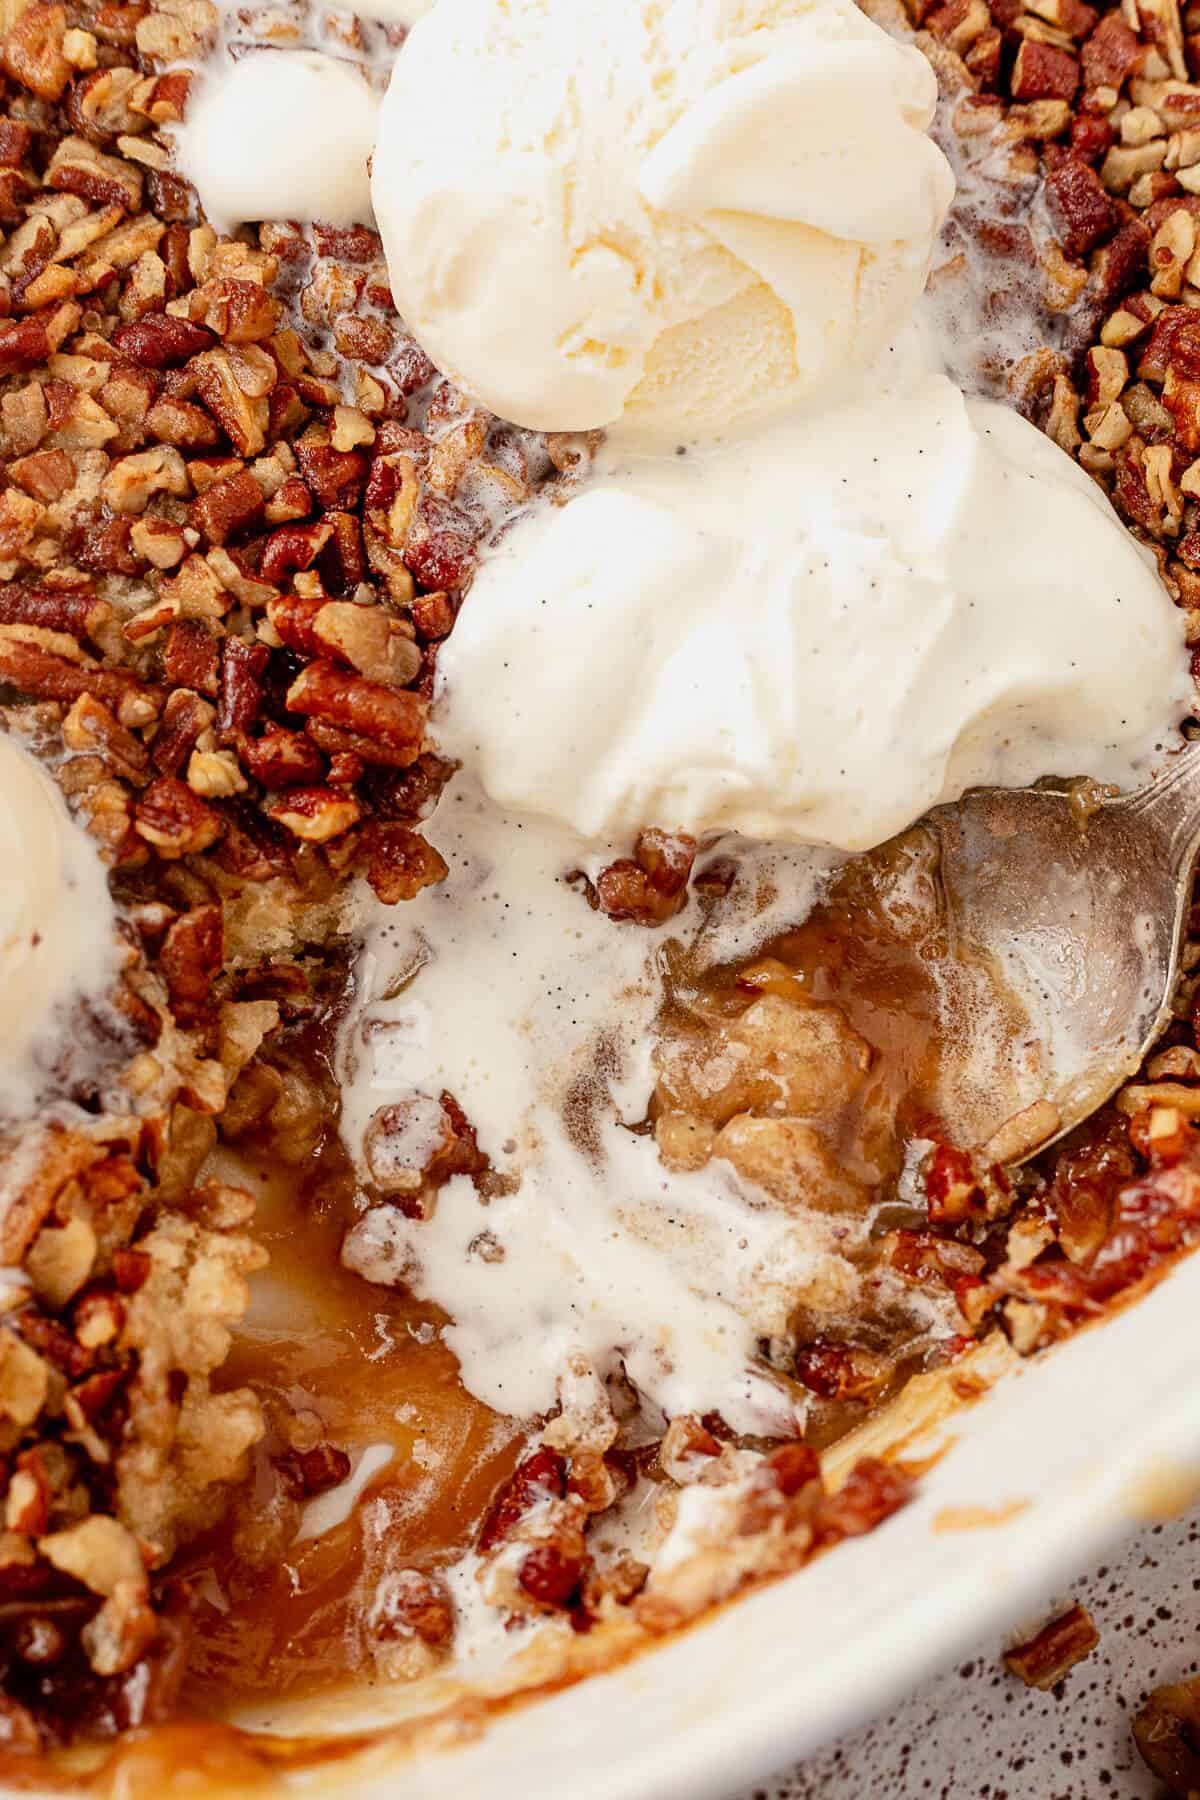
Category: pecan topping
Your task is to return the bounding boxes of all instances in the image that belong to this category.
[1004,1602,1099,1688]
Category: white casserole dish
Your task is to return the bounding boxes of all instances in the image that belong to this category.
[145,1246,1200,1800]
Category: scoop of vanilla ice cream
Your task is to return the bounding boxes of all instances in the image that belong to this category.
[372,0,955,442]
[0,737,120,1115]
[435,353,1189,854]
[173,50,378,236]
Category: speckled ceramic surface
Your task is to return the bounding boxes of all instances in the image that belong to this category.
[745,1505,1200,1799]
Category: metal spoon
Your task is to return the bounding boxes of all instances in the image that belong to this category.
[926,740,1200,1164]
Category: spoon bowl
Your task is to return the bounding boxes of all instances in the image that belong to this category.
[928,740,1200,1162]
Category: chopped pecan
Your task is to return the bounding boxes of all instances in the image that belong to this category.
[130,518,187,569]
[479,1448,567,1552]
[185,277,280,344]
[0,317,49,375]
[792,1339,890,1402]
[215,638,268,741]
[812,1458,913,1545]
[46,135,141,211]
[113,314,215,367]
[259,522,332,586]
[101,446,188,514]
[278,1443,351,1499]
[3,3,71,101]
[1004,1602,1099,1688]
[0,631,162,723]
[0,582,107,642]
[335,316,396,363]
[162,619,219,695]
[305,717,426,770]
[308,600,420,685]
[1012,39,1080,100]
[0,121,32,168]
[237,727,324,789]
[7,449,73,502]
[595,830,697,926]
[190,468,263,544]
[134,775,222,858]
[263,783,361,843]
[159,905,222,1028]
[518,1543,585,1612]
[1083,11,1144,87]
[286,658,426,756]
[921,1143,990,1223]
[1045,157,1117,254]
[294,434,367,509]
[191,349,267,457]
[62,691,149,781]
[1135,1674,1200,1788]
[370,1568,453,1649]
[404,496,478,592]
[144,397,219,449]
[410,589,455,639]
[359,822,448,904]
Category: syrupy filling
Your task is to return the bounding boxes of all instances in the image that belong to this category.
[160,825,1011,1712]
[179,1122,525,1709]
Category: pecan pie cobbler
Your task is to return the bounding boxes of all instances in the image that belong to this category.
[0,0,1198,1787]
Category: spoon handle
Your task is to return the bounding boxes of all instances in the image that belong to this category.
[1118,738,1200,876]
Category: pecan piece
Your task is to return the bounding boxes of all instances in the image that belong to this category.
[294,437,368,511]
[0,121,33,168]
[186,277,280,344]
[479,1447,567,1552]
[359,822,448,904]
[263,784,361,843]
[191,467,263,544]
[1082,11,1143,88]
[0,318,50,375]
[595,830,697,925]
[259,522,332,585]
[191,349,267,457]
[134,775,222,857]
[46,135,141,210]
[371,1568,453,1650]
[1011,39,1079,100]
[113,314,216,367]
[159,905,222,1027]
[286,659,426,756]
[0,582,107,642]
[62,691,149,782]
[8,449,75,503]
[1045,157,1116,255]
[3,3,71,101]
[238,726,325,788]
[0,632,162,723]
[216,638,268,741]
[305,718,427,770]
[518,1543,585,1611]
[812,1457,913,1545]
[162,619,219,694]
[312,600,421,686]
[1004,1603,1098,1688]
[1135,1674,1200,1788]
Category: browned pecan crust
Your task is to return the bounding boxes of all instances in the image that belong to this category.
[0,0,578,1742]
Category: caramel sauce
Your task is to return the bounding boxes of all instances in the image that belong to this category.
[758,835,952,1175]
[185,838,959,1714]
[671,830,955,1182]
[0,829,1036,1798]
[178,1126,525,1711]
